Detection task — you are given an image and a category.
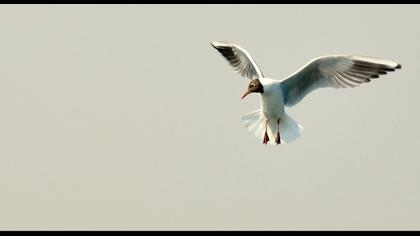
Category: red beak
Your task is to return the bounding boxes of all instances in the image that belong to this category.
[241,90,252,99]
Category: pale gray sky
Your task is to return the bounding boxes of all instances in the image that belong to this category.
[0,4,419,230]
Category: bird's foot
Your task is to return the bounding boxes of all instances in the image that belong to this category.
[275,132,281,145]
[263,131,269,145]
[276,119,281,145]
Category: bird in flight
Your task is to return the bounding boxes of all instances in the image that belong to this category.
[211,41,401,145]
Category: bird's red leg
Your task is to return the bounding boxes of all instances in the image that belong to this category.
[276,118,281,145]
[263,120,269,145]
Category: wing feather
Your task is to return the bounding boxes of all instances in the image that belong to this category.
[211,41,264,80]
[281,55,401,107]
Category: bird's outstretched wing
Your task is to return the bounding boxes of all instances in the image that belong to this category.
[211,41,264,80]
[280,55,401,107]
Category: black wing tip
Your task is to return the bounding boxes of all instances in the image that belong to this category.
[210,41,223,48]
[210,41,234,49]
[210,41,218,49]
[396,63,402,69]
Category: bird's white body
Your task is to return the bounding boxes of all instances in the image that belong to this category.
[242,77,303,144]
[259,78,285,119]
[211,41,401,145]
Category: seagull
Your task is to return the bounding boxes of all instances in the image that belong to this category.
[211,41,401,145]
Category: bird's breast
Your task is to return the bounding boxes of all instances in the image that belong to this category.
[260,86,285,119]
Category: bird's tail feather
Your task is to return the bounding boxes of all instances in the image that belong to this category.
[278,113,303,144]
[241,110,303,145]
[241,109,265,141]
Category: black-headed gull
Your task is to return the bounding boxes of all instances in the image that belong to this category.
[211,41,401,145]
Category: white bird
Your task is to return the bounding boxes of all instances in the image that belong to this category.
[211,41,401,145]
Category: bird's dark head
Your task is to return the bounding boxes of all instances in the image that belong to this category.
[241,79,264,99]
